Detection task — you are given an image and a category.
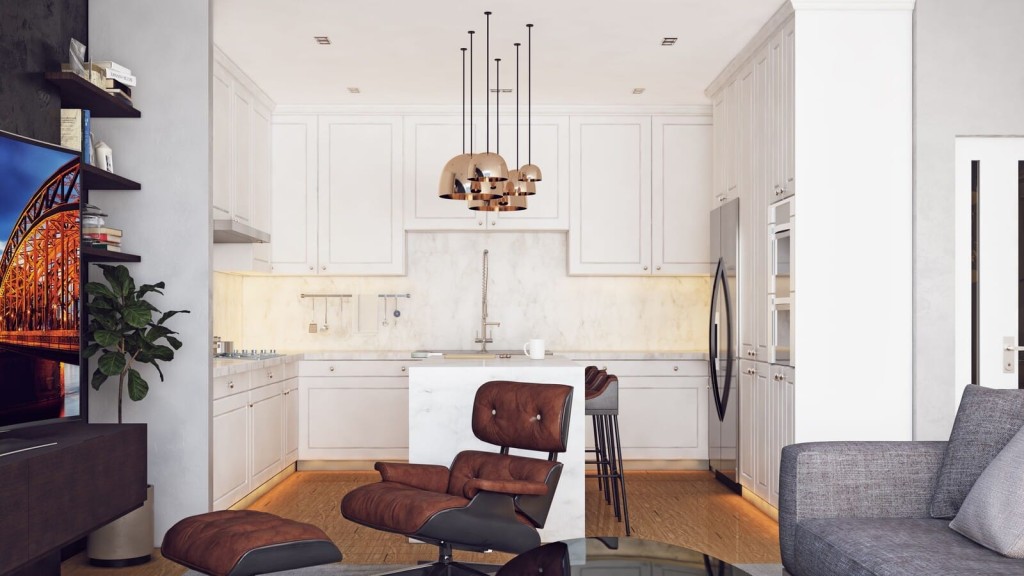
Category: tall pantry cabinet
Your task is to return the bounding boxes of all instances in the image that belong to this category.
[709,12,795,509]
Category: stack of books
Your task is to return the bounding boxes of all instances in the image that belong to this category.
[83,226,123,252]
[92,61,135,105]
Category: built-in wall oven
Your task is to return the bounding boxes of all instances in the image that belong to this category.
[771,198,794,365]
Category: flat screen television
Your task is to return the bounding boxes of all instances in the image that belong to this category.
[0,129,83,445]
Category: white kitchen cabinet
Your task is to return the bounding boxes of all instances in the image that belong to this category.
[283,376,299,463]
[569,116,652,276]
[402,116,569,231]
[651,117,713,275]
[270,115,318,274]
[737,359,792,507]
[211,47,274,272]
[212,362,293,510]
[298,360,410,461]
[738,360,756,488]
[770,363,795,507]
[269,114,405,275]
[578,360,708,462]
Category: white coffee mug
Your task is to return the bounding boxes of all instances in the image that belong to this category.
[523,339,545,360]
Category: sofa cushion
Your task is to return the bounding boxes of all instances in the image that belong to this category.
[950,423,1024,558]
[791,518,1024,576]
[929,385,1024,519]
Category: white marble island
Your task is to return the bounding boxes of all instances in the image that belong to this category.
[408,355,585,543]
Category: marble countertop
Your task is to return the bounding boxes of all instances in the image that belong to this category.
[213,350,706,377]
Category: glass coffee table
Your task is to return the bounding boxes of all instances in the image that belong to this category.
[496,537,754,575]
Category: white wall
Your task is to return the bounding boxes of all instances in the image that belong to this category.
[215,232,710,352]
[914,0,1024,440]
[88,0,211,545]
[794,5,914,441]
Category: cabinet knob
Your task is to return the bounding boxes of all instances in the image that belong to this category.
[267,372,273,379]
[329,366,335,372]
[309,266,314,271]
[673,365,678,372]
[401,366,407,372]
[656,266,661,271]
[322,266,326,271]
[643,266,648,271]
[229,382,234,389]
[478,221,484,226]
[249,403,253,408]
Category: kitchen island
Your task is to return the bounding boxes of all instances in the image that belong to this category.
[408,355,586,542]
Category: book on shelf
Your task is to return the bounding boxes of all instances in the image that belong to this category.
[91,60,131,75]
[102,67,136,87]
[60,109,82,151]
[84,233,121,244]
[104,88,132,105]
[82,110,92,164]
[85,242,122,253]
[82,226,122,237]
[101,78,132,96]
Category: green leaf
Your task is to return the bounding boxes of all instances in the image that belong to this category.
[90,369,109,390]
[98,351,127,376]
[158,309,190,325]
[150,345,174,362]
[124,301,154,328]
[93,329,121,347]
[145,325,173,343]
[82,343,101,359]
[137,282,165,298]
[102,265,132,298]
[165,336,183,350]
[127,369,148,401]
[85,282,117,299]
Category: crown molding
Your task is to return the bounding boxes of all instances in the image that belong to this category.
[705,2,794,98]
[272,104,712,117]
[213,44,275,110]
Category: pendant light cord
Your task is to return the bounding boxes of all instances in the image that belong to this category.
[469,31,475,155]
[515,42,520,169]
[461,47,467,154]
[527,23,533,165]
[485,12,491,154]
[496,58,501,155]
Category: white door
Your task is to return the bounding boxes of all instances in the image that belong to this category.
[955,137,1024,399]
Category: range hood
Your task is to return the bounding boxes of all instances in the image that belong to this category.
[212,219,270,243]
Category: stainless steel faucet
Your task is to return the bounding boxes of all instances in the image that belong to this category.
[475,249,500,351]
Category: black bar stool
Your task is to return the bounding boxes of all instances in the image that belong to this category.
[584,367,631,536]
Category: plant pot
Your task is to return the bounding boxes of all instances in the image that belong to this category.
[87,484,154,567]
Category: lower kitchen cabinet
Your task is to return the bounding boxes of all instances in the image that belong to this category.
[575,359,708,463]
[283,376,299,463]
[738,359,794,507]
[298,360,410,461]
[211,361,297,510]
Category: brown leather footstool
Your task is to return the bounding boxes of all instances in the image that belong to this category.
[161,510,342,576]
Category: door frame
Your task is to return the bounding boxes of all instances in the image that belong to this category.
[954,137,1024,411]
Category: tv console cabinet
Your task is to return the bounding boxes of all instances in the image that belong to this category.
[0,422,146,575]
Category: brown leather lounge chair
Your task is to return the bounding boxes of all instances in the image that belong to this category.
[341,380,574,576]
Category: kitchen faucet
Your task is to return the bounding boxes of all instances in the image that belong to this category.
[475,249,500,351]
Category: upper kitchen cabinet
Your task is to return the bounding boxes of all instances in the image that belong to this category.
[270,114,405,275]
[403,116,568,231]
[569,114,712,276]
[211,48,273,272]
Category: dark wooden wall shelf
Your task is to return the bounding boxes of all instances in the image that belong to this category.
[81,246,142,263]
[44,72,140,118]
[81,164,140,191]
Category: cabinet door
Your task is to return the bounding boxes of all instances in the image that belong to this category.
[738,360,756,489]
[768,29,785,203]
[270,115,319,273]
[232,87,253,225]
[738,64,758,361]
[403,116,486,230]
[652,117,712,275]
[250,382,284,488]
[782,19,795,198]
[754,47,772,361]
[212,392,249,510]
[318,115,405,275]
[491,116,570,230]
[283,379,299,463]
[771,365,795,507]
[301,375,409,460]
[212,61,232,221]
[252,103,273,236]
[569,116,652,275]
[753,361,771,501]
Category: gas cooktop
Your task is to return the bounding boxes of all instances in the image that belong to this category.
[215,350,283,360]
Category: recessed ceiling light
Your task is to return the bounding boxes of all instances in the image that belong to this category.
[347,87,361,94]
[314,36,331,45]
[661,37,677,46]
[632,88,646,95]
[489,88,513,93]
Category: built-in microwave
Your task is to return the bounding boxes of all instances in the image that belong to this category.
[771,198,794,365]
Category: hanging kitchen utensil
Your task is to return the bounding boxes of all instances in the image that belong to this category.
[323,297,329,332]
[382,296,389,327]
[393,296,401,324]
[309,297,318,333]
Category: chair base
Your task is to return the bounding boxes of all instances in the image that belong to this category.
[377,542,499,576]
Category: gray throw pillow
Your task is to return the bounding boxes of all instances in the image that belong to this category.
[949,423,1024,557]
[929,385,1024,519]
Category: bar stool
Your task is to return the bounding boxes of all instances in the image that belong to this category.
[584,367,631,536]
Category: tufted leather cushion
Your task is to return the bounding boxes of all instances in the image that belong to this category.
[448,450,557,499]
[374,461,450,494]
[341,482,470,535]
[161,510,340,576]
[472,381,573,452]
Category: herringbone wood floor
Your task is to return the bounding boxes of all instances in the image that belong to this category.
[62,470,780,575]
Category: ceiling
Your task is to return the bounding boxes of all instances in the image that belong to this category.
[213,0,784,107]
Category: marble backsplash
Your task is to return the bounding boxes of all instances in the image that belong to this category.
[213,231,710,353]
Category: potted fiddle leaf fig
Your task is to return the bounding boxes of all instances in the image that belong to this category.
[84,263,189,423]
[83,263,189,567]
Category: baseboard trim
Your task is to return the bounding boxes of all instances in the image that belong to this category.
[298,459,710,471]
[228,464,297,510]
[741,489,779,522]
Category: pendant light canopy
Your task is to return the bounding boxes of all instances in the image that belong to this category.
[518,23,543,183]
[438,45,475,200]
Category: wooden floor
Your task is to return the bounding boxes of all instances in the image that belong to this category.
[62,470,780,575]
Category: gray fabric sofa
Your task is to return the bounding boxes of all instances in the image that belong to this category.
[779,441,1024,575]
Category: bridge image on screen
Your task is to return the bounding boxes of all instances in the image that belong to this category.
[0,134,81,427]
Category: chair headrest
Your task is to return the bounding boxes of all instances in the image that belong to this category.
[472,381,573,453]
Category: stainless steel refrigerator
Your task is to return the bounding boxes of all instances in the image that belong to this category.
[708,198,740,493]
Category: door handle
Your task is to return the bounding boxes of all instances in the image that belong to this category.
[1002,336,1023,373]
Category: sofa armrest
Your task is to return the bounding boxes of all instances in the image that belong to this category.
[778,441,946,567]
[374,462,450,494]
